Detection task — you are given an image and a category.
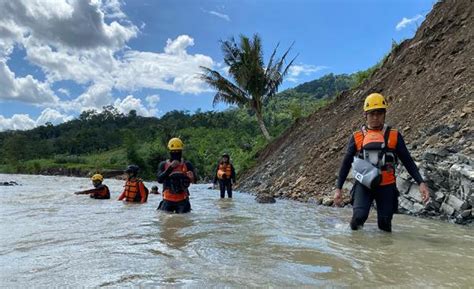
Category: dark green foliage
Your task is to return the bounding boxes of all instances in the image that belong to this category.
[0,72,353,180]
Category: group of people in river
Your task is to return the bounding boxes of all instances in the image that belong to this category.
[75,93,430,232]
[74,137,236,214]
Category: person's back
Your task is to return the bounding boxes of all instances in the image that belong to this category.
[118,165,148,203]
[157,138,197,213]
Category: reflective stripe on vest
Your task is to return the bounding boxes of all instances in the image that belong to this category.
[353,128,398,186]
[217,164,232,180]
[163,161,189,202]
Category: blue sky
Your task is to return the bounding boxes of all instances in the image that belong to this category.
[0,0,435,131]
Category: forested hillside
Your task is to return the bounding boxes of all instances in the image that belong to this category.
[0,72,359,180]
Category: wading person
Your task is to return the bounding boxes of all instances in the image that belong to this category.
[213,153,236,198]
[74,174,110,199]
[118,165,148,203]
[334,93,430,232]
[157,138,197,213]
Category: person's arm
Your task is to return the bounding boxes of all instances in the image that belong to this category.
[185,161,197,183]
[395,132,424,184]
[231,164,236,183]
[117,189,125,201]
[157,161,171,183]
[139,182,147,203]
[334,135,357,206]
[395,132,430,203]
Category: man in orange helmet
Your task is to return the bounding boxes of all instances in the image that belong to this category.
[334,93,430,232]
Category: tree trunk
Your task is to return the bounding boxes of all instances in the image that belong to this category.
[256,112,272,141]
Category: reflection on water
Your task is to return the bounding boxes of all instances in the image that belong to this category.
[0,174,473,287]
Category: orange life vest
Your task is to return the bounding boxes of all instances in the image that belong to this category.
[123,179,147,202]
[217,163,232,180]
[91,185,110,199]
[163,161,191,202]
[353,126,398,186]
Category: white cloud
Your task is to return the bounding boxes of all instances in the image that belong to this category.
[164,35,194,55]
[287,64,327,82]
[60,82,114,112]
[0,108,73,131]
[115,36,214,93]
[0,61,59,104]
[57,88,70,96]
[0,0,138,49]
[0,114,36,131]
[207,10,231,22]
[0,0,215,125]
[114,95,156,117]
[396,14,423,31]
[145,94,160,107]
[36,108,73,125]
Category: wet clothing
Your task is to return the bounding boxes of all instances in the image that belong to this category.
[218,179,233,198]
[157,160,196,213]
[337,128,424,232]
[118,178,148,203]
[350,182,398,232]
[213,162,235,198]
[90,184,110,199]
[157,199,191,214]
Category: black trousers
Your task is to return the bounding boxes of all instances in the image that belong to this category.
[219,179,232,198]
[350,182,398,232]
[157,198,191,214]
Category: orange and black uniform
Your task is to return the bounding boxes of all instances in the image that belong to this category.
[213,162,236,198]
[118,178,148,203]
[157,160,196,213]
[90,184,110,199]
[337,127,424,232]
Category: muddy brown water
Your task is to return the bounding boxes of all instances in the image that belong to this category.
[0,174,473,287]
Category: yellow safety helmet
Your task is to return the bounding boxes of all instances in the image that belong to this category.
[91,174,103,182]
[364,93,388,112]
[167,137,184,151]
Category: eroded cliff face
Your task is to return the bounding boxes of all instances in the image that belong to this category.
[238,0,473,223]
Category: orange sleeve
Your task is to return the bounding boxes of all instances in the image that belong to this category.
[118,190,125,200]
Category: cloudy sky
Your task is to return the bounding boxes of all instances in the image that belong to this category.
[0,0,434,131]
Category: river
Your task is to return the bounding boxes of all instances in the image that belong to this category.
[0,174,473,287]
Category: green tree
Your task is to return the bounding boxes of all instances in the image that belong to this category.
[200,34,296,141]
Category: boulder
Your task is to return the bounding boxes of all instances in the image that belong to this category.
[255,195,276,204]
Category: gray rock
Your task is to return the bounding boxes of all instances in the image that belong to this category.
[396,178,411,195]
[399,197,415,213]
[435,191,446,202]
[440,202,455,216]
[459,209,472,219]
[446,195,466,212]
[255,195,276,204]
[413,203,425,214]
[406,183,423,203]
[322,197,333,206]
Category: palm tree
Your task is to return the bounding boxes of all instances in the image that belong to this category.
[200,34,296,141]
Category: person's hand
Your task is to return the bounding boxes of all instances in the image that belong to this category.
[170,160,180,168]
[334,188,343,207]
[419,182,430,204]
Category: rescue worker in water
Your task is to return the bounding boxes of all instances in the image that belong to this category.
[213,152,236,198]
[74,173,110,199]
[334,93,430,232]
[156,138,197,213]
[118,165,148,203]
